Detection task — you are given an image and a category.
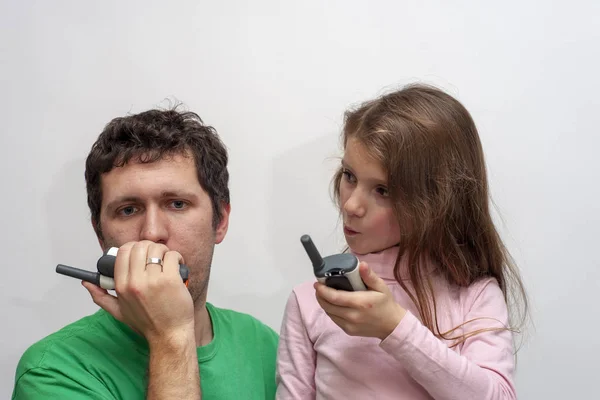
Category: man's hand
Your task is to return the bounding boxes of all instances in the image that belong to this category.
[83,241,200,399]
[83,240,195,343]
[315,261,406,340]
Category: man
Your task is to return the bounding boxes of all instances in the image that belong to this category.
[12,108,279,399]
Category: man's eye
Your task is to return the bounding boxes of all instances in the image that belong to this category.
[119,206,137,216]
[171,200,186,209]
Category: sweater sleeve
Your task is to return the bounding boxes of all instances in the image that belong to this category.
[275,290,317,400]
[379,279,517,400]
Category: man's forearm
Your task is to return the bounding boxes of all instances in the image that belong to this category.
[147,330,200,400]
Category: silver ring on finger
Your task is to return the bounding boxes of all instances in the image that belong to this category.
[146,257,163,271]
[147,257,163,266]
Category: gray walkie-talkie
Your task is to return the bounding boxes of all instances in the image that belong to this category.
[56,247,190,289]
[300,234,367,291]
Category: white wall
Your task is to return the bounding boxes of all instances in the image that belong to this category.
[1,0,599,398]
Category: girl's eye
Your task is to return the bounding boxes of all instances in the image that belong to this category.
[376,187,389,197]
[342,168,356,183]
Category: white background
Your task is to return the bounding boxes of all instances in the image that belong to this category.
[1,1,599,398]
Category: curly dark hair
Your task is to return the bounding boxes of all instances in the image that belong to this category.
[85,107,230,238]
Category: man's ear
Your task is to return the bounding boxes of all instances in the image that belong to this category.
[91,218,106,251]
[215,203,231,244]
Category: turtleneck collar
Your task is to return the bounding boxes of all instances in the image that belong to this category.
[350,245,402,281]
[349,245,437,282]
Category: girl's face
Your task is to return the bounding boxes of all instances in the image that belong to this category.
[339,138,401,254]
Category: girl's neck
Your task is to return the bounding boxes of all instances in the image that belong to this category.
[350,245,401,281]
[349,245,436,282]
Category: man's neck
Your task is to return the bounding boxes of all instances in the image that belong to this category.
[193,302,214,347]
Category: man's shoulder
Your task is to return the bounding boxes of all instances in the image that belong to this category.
[16,309,125,373]
[13,310,147,399]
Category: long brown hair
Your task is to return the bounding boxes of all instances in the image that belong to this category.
[333,83,528,347]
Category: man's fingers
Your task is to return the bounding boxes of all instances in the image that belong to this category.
[145,242,169,277]
[163,250,184,281]
[114,242,135,291]
[82,281,123,321]
[128,241,153,282]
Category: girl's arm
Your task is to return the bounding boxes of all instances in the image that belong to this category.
[315,264,517,399]
[379,278,517,400]
[276,290,317,399]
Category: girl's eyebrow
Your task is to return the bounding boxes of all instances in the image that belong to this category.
[341,159,388,186]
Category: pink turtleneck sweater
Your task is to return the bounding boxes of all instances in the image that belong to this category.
[275,246,517,400]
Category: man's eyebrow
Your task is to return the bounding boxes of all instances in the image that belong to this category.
[105,196,141,211]
[159,190,198,199]
[104,191,199,211]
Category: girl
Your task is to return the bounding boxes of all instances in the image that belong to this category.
[276,84,528,399]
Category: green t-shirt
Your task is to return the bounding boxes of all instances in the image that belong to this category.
[12,303,279,399]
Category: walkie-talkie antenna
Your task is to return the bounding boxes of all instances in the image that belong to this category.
[56,263,116,289]
[56,264,101,286]
[300,234,325,274]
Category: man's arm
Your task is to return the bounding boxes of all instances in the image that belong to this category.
[147,331,200,400]
[84,241,201,399]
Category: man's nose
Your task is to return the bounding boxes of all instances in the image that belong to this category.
[139,206,168,244]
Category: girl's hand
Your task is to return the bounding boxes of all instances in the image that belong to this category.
[315,261,406,340]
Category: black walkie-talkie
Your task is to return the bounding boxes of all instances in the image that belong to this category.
[56,247,189,289]
[300,234,366,291]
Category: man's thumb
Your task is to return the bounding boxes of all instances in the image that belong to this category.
[82,281,123,321]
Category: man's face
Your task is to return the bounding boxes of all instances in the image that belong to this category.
[96,151,230,304]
